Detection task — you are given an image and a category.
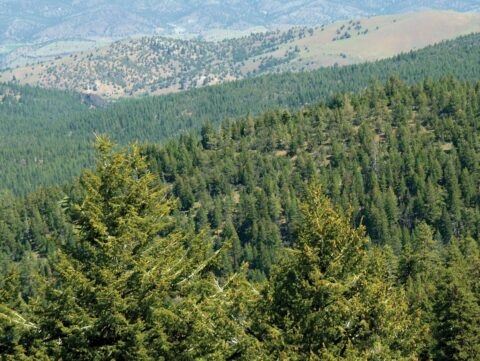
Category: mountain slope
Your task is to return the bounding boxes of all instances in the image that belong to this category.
[2,75,480,361]
[1,0,479,43]
[2,32,480,194]
[3,11,480,98]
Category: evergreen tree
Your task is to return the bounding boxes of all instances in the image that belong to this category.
[399,223,442,360]
[18,137,256,359]
[255,186,417,359]
[0,264,34,359]
[433,240,480,361]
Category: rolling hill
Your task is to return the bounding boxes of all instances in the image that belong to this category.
[3,11,480,98]
[2,32,480,194]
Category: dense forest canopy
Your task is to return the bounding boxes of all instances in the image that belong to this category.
[2,33,480,195]
[1,75,480,359]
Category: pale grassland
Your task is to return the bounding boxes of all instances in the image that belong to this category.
[2,10,479,99]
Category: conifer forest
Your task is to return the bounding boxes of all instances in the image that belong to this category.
[1,3,480,360]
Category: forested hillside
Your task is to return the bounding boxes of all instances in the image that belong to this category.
[0,83,97,194]
[1,76,480,359]
[145,76,480,278]
[1,27,314,95]
[2,33,480,195]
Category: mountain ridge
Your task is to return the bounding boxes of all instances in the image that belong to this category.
[1,0,479,43]
[3,11,479,98]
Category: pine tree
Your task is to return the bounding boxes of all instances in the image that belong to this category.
[224,218,242,271]
[255,186,417,359]
[0,264,33,359]
[433,240,480,361]
[201,122,216,150]
[22,137,254,359]
[399,222,442,360]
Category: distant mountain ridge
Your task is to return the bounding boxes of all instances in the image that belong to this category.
[1,0,479,42]
[3,11,480,98]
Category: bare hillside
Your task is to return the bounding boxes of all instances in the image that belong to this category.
[2,11,479,98]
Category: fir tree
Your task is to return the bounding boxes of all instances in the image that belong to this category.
[255,186,417,359]
[20,137,256,359]
[433,240,480,361]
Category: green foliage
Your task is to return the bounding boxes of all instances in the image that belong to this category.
[255,187,417,359]
[1,73,480,358]
[2,137,262,359]
[399,223,442,359]
[433,240,480,361]
[3,33,480,194]
[143,76,480,279]
[0,82,91,194]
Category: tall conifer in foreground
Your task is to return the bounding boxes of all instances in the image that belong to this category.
[255,187,417,359]
[399,222,442,360]
[24,137,261,360]
[433,240,480,361]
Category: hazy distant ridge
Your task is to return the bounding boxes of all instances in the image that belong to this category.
[1,0,479,42]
